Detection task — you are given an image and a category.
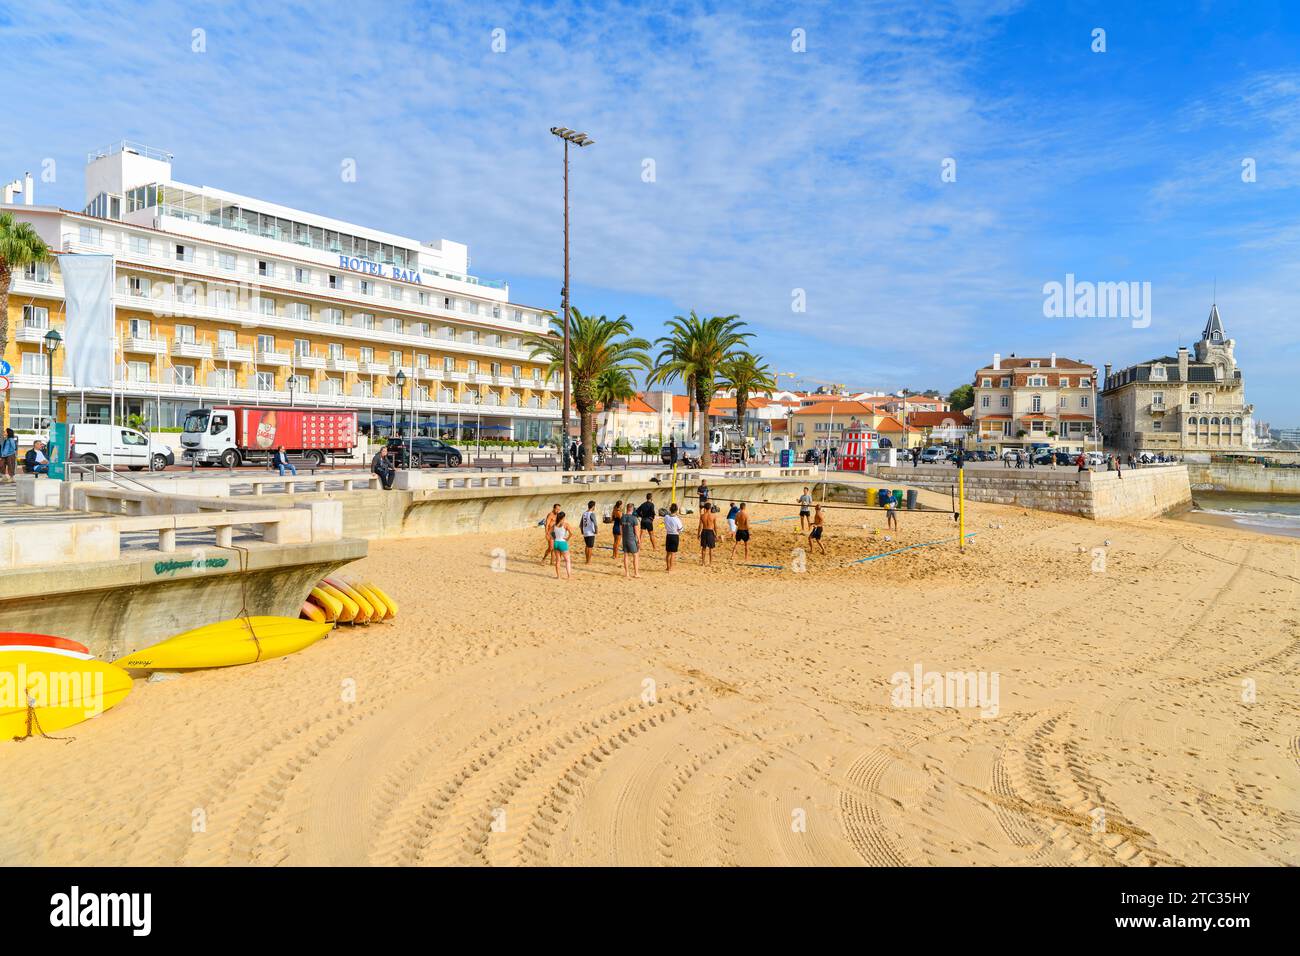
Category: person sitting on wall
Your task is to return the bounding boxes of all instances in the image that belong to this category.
[371,445,396,490]
[271,444,297,477]
[23,441,49,475]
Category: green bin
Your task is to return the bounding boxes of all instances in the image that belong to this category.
[892,489,904,507]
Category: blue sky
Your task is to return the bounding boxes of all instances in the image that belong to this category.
[2,0,1298,422]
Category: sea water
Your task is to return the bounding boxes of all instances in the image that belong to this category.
[1186,491,1300,539]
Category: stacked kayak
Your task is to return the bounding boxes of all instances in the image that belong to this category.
[301,578,398,625]
[112,617,332,671]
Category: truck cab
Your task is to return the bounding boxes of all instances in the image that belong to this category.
[181,408,238,467]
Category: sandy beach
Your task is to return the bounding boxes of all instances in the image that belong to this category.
[2,493,1296,867]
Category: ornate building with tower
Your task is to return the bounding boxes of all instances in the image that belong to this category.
[1100,305,1253,456]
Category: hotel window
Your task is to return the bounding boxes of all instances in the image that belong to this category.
[295,338,311,357]
[211,368,235,389]
[1031,394,1042,413]
[512,309,523,322]
[294,267,311,284]
[219,251,236,271]
[322,378,341,396]
[443,356,455,371]
[175,324,197,344]
[328,273,340,290]
[290,303,310,321]
[129,236,151,256]
[22,352,46,375]
[980,395,990,408]
[22,305,49,328]
[218,329,237,349]
[321,307,343,325]
[126,276,149,297]
[175,243,193,263]
[413,322,428,337]
[486,333,499,347]
[467,360,478,374]
[127,361,150,383]
[389,350,402,367]
[465,330,478,344]
[211,288,234,310]
[492,306,501,319]
[490,362,501,376]
[999,395,1009,408]
[415,353,428,369]
[129,318,151,338]
[255,371,274,391]
[359,280,374,296]
[79,226,102,245]
[355,381,371,398]
[465,301,480,315]
[354,313,375,330]
[389,318,404,334]
[387,286,403,301]
[417,291,429,306]
[443,297,454,309]
[511,365,521,381]
[415,386,428,403]
[173,365,196,387]
[440,388,455,403]
[328,343,344,360]
[438,326,453,340]
[532,367,542,381]
[257,335,276,353]
[360,347,374,365]
[257,260,273,278]
[256,296,276,315]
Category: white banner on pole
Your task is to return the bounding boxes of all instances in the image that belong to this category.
[59,253,115,390]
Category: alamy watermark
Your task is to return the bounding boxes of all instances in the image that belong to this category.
[890,662,1000,718]
[1043,273,1151,329]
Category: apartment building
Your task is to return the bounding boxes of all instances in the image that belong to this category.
[1,142,563,440]
[969,353,1099,453]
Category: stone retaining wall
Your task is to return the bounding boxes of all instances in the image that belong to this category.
[1186,463,1300,496]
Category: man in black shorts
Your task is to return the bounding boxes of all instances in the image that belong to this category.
[636,492,658,550]
[663,502,684,572]
[730,502,751,559]
[579,500,599,564]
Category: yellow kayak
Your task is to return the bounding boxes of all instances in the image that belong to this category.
[113,617,332,671]
[300,601,327,624]
[318,581,359,623]
[325,578,374,624]
[1,651,133,739]
[352,583,391,622]
[308,586,343,622]
[364,582,399,619]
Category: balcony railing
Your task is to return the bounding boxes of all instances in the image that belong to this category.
[255,349,290,366]
[123,335,168,355]
[172,339,213,359]
[215,345,253,362]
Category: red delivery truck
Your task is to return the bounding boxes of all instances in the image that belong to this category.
[180,405,359,467]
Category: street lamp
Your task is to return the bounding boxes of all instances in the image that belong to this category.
[287,374,296,408]
[550,126,594,471]
[43,328,62,428]
[395,369,407,467]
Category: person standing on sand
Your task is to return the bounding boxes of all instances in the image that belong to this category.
[808,503,827,554]
[580,500,599,563]
[541,503,560,563]
[885,497,898,531]
[620,505,641,578]
[699,503,718,565]
[636,492,658,550]
[663,502,684,572]
[726,501,739,541]
[551,511,573,580]
[697,478,711,509]
[798,487,813,530]
[730,502,751,559]
[610,499,624,559]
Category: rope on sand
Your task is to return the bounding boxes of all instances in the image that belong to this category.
[739,563,784,570]
[850,532,978,564]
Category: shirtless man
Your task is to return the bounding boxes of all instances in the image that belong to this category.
[540,503,561,563]
[730,502,751,560]
[698,503,719,566]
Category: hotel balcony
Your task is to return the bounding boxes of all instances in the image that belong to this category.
[416,366,442,381]
[448,370,469,382]
[216,345,254,362]
[327,356,358,373]
[123,335,168,355]
[14,324,55,344]
[172,339,213,359]
[361,362,390,376]
[256,349,290,366]
[295,354,325,369]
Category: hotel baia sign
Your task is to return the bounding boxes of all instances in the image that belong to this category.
[337,255,423,285]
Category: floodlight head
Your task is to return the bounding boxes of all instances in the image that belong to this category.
[550,126,594,146]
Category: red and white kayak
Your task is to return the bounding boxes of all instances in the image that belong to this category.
[0,632,93,660]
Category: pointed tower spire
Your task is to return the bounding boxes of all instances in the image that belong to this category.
[1202,303,1224,342]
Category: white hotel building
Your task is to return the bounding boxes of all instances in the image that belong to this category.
[1,141,563,440]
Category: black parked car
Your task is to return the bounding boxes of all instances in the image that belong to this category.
[386,437,462,468]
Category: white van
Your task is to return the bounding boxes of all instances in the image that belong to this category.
[69,423,176,472]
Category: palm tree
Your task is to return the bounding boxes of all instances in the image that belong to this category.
[594,366,637,452]
[718,353,776,454]
[525,307,650,470]
[648,311,750,468]
[1,212,52,427]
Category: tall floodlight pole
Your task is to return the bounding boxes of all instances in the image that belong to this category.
[550,127,593,470]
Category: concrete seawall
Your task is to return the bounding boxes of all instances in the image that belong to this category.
[874,465,1192,520]
[1186,463,1300,496]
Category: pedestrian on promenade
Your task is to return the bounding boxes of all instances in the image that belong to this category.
[0,429,17,482]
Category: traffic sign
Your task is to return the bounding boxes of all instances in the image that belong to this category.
[0,376,10,392]
[0,359,10,375]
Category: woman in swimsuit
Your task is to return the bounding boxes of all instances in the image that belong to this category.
[610,500,623,559]
[552,511,573,580]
